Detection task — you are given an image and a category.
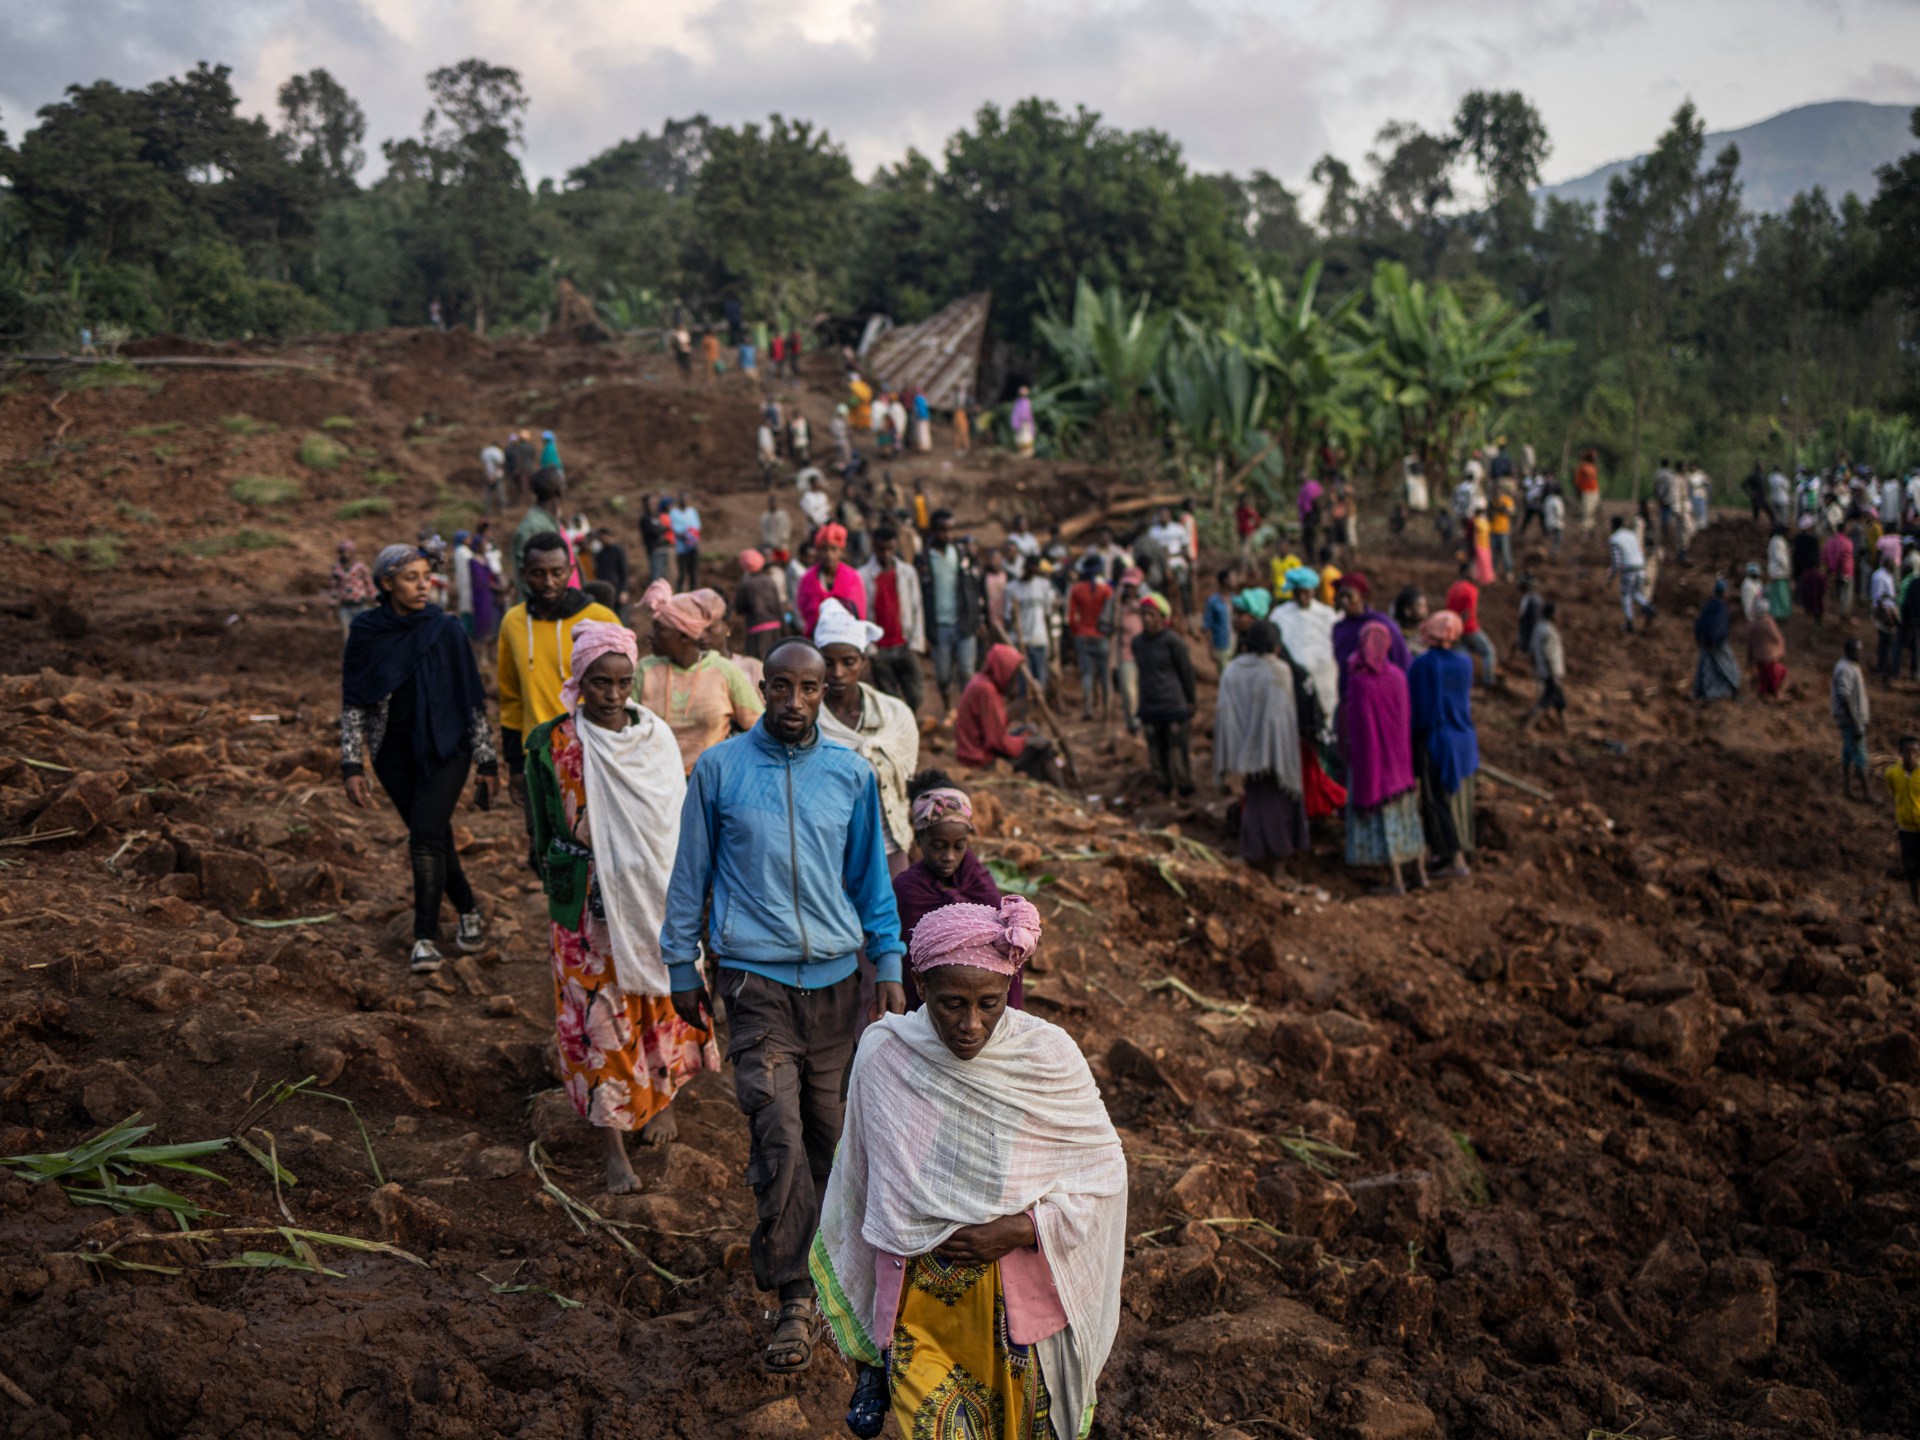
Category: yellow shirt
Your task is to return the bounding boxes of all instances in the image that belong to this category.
[1889,764,1920,832]
[1317,564,1342,608]
[1491,496,1515,536]
[498,600,620,739]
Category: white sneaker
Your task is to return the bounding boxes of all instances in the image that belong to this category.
[409,940,444,973]
[455,911,485,953]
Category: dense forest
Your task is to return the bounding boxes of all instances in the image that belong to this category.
[2,60,1918,493]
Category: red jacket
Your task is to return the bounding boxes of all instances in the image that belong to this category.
[954,645,1027,766]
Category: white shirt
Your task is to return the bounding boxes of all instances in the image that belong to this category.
[451,542,475,614]
[1543,494,1565,529]
[1007,577,1054,647]
[800,489,832,527]
[1148,521,1188,562]
[1767,535,1790,581]
[1608,528,1644,572]
[480,446,505,482]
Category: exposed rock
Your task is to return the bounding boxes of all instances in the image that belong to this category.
[1676,1258,1777,1380]
[1255,1167,1354,1241]
[1329,1382,1439,1440]
[1347,1170,1440,1244]
[1153,1296,1350,1365]
[1167,1160,1253,1221]
[1269,1016,1333,1079]
[195,847,282,913]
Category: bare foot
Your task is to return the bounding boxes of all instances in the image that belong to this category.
[638,1107,678,1148]
[601,1128,640,1194]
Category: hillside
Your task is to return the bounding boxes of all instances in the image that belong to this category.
[1537,99,1916,213]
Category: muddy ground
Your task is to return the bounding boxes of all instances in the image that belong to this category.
[2,332,1918,1440]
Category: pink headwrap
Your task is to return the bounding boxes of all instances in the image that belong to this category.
[640,578,728,637]
[560,620,639,710]
[909,895,1042,977]
[739,549,766,573]
[1420,610,1463,648]
[910,787,974,831]
[816,522,848,549]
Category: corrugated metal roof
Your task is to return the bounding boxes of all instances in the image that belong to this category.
[859,292,990,410]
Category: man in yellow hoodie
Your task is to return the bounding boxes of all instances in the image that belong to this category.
[500,531,619,866]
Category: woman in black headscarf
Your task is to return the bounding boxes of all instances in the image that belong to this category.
[341,543,496,972]
[1691,578,1740,702]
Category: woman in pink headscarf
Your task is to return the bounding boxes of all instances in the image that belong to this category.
[634,578,764,773]
[796,521,868,633]
[813,896,1126,1440]
[525,619,721,1193]
[1341,620,1428,895]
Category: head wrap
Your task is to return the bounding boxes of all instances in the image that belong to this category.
[909,895,1042,978]
[816,523,849,549]
[639,578,727,638]
[337,539,356,555]
[1233,587,1273,619]
[1335,572,1370,598]
[911,787,974,832]
[1120,567,1145,587]
[1713,578,1728,596]
[1798,513,1814,530]
[739,549,766,574]
[1353,620,1395,674]
[1077,554,1105,578]
[1420,611,1463,648]
[1285,566,1319,593]
[560,620,640,710]
[453,529,471,546]
[372,543,424,587]
[814,597,884,651]
[1139,592,1172,617]
[1746,561,1761,576]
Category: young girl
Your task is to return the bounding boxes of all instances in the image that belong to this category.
[891,772,1019,1010]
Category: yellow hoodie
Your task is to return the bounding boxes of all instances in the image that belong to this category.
[497,598,619,746]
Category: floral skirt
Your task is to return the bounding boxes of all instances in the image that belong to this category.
[1344,788,1426,868]
[551,911,720,1132]
[890,1254,1055,1440]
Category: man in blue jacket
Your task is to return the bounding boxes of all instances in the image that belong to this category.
[662,637,905,1374]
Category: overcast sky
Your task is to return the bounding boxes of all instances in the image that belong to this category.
[3,0,1917,191]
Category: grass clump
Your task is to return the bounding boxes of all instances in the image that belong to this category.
[337,497,393,520]
[366,469,401,489]
[321,415,357,431]
[298,433,347,470]
[114,498,158,525]
[178,528,290,558]
[47,534,125,569]
[128,421,182,437]
[59,361,159,393]
[152,444,180,461]
[231,474,304,507]
[222,413,279,437]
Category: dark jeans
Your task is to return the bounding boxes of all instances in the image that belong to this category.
[1880,629,1901,681]
[1073,635,1110,712]
[675,548,701,589]
[720,968,862,1296]
[867,646,924,714]
[1901,624,1920,681]
[371,745,475,941]
[1143,718,1193,793]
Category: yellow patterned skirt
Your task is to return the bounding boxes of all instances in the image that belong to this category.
[889,1254,1055,1440]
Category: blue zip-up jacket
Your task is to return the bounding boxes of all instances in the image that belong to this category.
[660,718,904,993]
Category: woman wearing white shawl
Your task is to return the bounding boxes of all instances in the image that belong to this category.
[814,598,921,874]
[1214,618,1310,874]
[812,895,1126,1440]
[1272,566,1340,740]
[524,621,720,1194]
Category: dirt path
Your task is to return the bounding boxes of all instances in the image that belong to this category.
[2,335,1918,1440]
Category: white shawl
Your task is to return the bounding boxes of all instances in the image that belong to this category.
[813,1007,1127,1438]
[817,682,919,855]
[1273,599,1339,730]
[575,704,686,995]
[1214,653,1303,795]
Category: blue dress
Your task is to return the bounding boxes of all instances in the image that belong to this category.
[1407,647,1479,857]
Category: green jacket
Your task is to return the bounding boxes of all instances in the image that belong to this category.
[524,715,589,930]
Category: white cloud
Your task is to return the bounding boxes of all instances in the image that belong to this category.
[2,0,1915,191]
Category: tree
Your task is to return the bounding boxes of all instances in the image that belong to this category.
[936,99,1241,351]
[854,149,962,322]
[1034,276,1171,466]
[1452,90,1549,271]
[277,69,366,193]
[1866,107,1920,311]
[1236,262,1372,483]
[567,116,711,196]
[689,115,859,316]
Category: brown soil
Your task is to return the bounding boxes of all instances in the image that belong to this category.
[2,333,1918,1440]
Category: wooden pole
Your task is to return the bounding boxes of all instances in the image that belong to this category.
[1019,658,1083,790]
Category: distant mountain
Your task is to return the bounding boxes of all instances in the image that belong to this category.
[1535,100,1917,215]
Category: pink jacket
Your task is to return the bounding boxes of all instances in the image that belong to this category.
[796,562,868,634]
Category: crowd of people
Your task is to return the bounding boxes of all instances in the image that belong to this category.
[330,365,1920,1439]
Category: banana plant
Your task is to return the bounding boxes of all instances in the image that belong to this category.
[1033,277,1171,467]
[1356,260,1558,488]
[1234,261,1375,485]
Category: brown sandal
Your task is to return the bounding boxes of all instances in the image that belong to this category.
[764,1298,822,1374]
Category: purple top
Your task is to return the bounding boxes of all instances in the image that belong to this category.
[892,850,1021,1010]
[1010,396,1035,431]
[1298,478,1324,520]
[1331,609,1410,695]
[1340,652,1416,811]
